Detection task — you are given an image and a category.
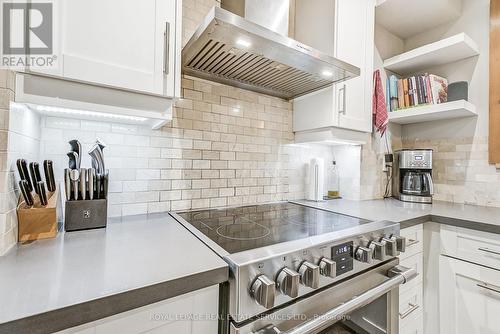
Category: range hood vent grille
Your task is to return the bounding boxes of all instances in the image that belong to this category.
[182,7,360,100]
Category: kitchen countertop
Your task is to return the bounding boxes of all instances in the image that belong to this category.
[292,198,500,234]
[0,213,228,334]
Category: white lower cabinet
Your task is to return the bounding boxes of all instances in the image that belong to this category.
[439,255,500,334]
[56,285,219,334]
[398,224,424,334]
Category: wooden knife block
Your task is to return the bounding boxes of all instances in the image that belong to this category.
[17,187,59,242]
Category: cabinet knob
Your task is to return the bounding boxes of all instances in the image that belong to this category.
[298,261,320,289]
[319,257,336,278]
[355,246,373,264]
[276,267,300,298]
[250,275,275,309]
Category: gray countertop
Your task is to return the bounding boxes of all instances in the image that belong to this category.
[292,198,500,233]
[0,213,228,334]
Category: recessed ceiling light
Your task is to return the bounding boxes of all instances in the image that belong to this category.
[236,39,251,48]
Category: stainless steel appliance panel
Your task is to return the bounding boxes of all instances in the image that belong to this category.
[231,260,413,334]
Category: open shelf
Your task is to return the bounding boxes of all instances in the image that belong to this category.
[388,100,477,124]
[383,33,479,75]
[376,0,462,39]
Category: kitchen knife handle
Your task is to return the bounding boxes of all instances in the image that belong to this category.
[29,162,39,194]
[19,180,34,207]
[17,159,26,181]
[64,169,71,201]
[44,160,56,192]
[37,181,48,206]
[88,168,95,200]
[33,162,42,183]
[80,168,87,200]
[103,171,109,200]
[96,174,102,200]
[20,159,33,191]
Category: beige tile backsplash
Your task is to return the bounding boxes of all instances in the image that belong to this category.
[400,137,500,207]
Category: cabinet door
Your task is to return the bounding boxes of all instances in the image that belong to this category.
[334,0,374,133]
[440,255,500,334]
[54,0,177,96]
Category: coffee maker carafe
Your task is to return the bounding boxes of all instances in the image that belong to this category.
[393,150,434,203]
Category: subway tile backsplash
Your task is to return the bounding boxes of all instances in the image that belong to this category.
[34,76,343,217]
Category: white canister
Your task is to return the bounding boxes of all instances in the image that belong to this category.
[306,158,324,201]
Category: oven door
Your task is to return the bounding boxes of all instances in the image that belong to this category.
[230,259,417,334]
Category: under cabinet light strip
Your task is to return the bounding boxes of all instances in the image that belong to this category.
[34,105,148,122]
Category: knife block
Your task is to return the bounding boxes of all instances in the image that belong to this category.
[17,187,59,242]
[64,199,107,232]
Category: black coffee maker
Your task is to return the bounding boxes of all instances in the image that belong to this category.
[392,149,434,204]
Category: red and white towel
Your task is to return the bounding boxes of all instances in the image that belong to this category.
[372,69,388,135]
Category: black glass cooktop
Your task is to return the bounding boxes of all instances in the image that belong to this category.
[178,202,371,254]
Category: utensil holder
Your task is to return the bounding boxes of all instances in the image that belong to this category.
[17,187,59,242]
[64,199,107,232]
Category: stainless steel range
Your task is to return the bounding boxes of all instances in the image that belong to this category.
[171,202,416,334]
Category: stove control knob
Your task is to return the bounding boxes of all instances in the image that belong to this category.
[382,236,399,257]
[298,261,320,289]
[319,257,336,278]
[355,246,373,264]
[393,235,406,252]
[369,241,388,261]
[250,275,275,309]
[276,267,300,298]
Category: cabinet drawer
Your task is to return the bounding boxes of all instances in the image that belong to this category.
[399,283,423,329]
[400,314,423,334]
[439,256,500,334]
[441,225,500,270]
[399,224,423,260]
[399,252,423,293]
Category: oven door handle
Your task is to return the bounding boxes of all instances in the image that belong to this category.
[255,266,417,334]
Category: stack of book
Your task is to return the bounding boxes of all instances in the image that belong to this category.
[387,74,448,112]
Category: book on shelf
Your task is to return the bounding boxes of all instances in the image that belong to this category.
[387,73,448,112]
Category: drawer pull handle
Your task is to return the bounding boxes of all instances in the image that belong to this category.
[478,247,500,256]
[399,302,419,319]
[407,239,420,247]
[477,282,500,294]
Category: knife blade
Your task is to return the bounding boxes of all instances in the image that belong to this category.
[64,168,71,201]
[37,181,48,206]
[79,168,87,200]
[88,168,95,200]
[19,180,34,207]
[43,160,56,192]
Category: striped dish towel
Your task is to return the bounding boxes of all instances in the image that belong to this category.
[372,69,388,135]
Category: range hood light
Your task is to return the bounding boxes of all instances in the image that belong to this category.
[322,70,333,78]
[236,38,252,48]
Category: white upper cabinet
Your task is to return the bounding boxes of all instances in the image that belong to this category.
[293,0,375,133]
[28,0,181,98]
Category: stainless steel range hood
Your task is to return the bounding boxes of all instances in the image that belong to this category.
[181,1,360,100]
